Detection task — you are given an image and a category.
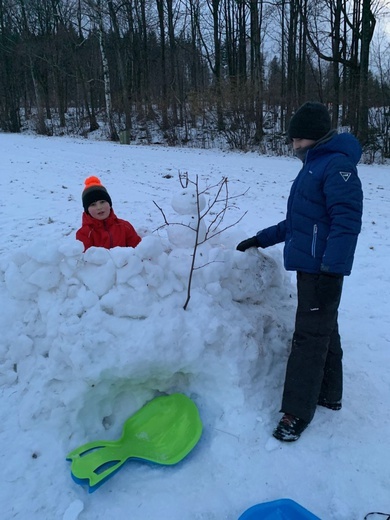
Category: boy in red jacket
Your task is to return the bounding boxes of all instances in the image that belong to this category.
[76,176,142,251]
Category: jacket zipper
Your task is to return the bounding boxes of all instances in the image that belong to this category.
[311,224,318,257]
[104,220,114,248]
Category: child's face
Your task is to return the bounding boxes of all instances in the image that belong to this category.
[292,138,316,150]
[88,200,111,220]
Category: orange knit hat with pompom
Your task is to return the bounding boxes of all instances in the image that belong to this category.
[82,176,112,213]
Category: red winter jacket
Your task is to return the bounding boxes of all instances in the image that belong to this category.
[76,209,142,251]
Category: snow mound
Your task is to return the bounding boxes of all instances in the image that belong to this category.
[0,234,294,443]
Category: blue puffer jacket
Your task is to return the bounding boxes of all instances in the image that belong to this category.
[256,133,363,275]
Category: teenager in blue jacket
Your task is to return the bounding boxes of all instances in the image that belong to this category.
[237,102,363,441]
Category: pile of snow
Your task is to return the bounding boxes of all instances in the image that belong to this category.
[0,231,293,430]
[0,187,295,518]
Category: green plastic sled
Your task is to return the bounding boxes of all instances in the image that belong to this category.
[66,393,203,492]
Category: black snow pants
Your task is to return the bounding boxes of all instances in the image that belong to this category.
[281,271,344,423]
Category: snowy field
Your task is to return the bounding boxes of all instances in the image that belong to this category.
[0,133,389,520]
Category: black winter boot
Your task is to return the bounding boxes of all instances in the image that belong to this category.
[318,398,342,410]
[273,413,309,442]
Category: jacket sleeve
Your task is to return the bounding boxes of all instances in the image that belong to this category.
[321,158,363,274]
[256,220,287,248]
[124,222,142,248]
[76,226,93,251]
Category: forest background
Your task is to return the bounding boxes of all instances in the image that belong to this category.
[0,0,390,164]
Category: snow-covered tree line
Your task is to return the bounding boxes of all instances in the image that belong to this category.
[0,0,389,161]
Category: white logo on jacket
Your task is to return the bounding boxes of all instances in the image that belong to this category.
[339,171,352,182]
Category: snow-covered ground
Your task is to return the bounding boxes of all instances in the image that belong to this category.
[0,133,389,520]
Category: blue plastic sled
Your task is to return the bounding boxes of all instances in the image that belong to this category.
[238,498,321,520]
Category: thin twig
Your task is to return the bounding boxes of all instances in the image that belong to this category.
[199,211,248,244]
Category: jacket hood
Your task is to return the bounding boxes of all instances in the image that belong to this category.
[311,132,362,166]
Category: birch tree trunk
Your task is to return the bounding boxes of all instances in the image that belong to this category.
[358,0,376,144]
[85,0,119,140]
[98,18,119,140]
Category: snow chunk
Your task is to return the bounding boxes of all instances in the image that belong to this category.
[28,265,61,290]
[83,246,111,265]
[78,260,116,297]
[134,235,164,259]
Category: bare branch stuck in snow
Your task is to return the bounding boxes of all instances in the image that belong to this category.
[153,173,248,310]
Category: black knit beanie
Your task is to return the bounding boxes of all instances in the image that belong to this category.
[288,102,331,141]
[82,176,112,213]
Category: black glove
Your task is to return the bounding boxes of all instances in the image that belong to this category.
[236,236,259,252]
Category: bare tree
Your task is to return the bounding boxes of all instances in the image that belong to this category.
[358,0,377,143]
[107,0,132,131]
[249,0,265,142]
[13,0,50,135]
[299,0,378,141]
[84,0,119,140]
[0,0,21,131]
[198,0,224,130]
[156,0,169,129]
